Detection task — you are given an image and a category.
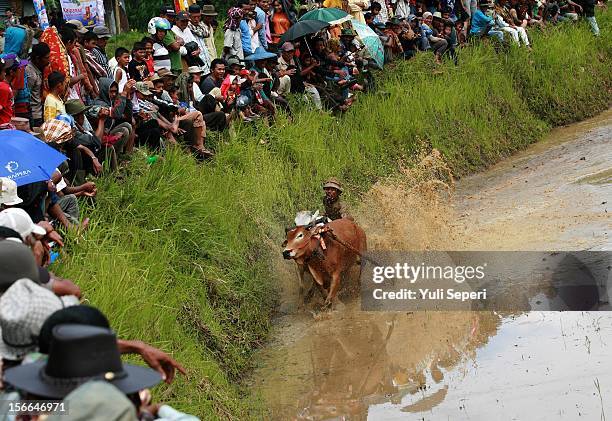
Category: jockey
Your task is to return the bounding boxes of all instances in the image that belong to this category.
[322,178,352,221]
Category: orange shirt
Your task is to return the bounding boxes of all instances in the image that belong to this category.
[271,12,291,44]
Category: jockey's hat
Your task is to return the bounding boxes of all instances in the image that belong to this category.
[323,178,343,192]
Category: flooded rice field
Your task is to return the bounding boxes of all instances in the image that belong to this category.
[250,110,612,420]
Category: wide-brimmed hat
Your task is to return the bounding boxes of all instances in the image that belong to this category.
[66,20,89,34]
[41,119,74,144]
[0,279,79,361]
[323,177,343,192]
[157,68,177,79]
[433,11,443,19]
[93,25,112,38]
[340,28,357,37]
[187,65,204,74]
[201,4,218,16]
[0,242,40,292]
[4,324,162,398]
[0,177,22,206]
[388,17,403,26]
[227,56,244,67]
[244,47,277,61]
[65,99,92,116]
[0,207,46,238]
[38,305,110,353]
[135,81,153,95]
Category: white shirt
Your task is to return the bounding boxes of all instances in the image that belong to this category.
[223,29,243,60]
[249,19,261,52]
[193,82,204,103]
[66,56,80,100]
[172,25,196,55]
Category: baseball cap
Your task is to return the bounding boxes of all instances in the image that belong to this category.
[176,10,189,21]
[0,177,23,206]
[93,26,112,38]
[0,208,46,238]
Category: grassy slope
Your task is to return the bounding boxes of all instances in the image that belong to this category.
[57,12,611,419]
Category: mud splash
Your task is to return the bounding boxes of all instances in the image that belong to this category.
[251,110,612,419]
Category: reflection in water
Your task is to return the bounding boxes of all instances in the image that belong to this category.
[252,308,502,420]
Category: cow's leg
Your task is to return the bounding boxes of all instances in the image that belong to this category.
[297,264,308,307]
[309,268,329,300]
[326,271,342,306]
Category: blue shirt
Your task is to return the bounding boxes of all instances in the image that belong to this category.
[470,9,494,35]
[255,6,268,49]
[239,20,253,56]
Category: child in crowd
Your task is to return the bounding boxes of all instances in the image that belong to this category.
[43,71,67,122]
[128,42,150,82]
[113,47,131,92]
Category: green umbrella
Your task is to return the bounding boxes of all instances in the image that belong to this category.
[299,7,351,25]
[280,19,330,43]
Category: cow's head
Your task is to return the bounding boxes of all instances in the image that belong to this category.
[282,226,314,260]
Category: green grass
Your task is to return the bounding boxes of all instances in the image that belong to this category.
[57,10,611,419]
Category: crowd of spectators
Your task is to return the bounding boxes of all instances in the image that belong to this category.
[0,0,604,418]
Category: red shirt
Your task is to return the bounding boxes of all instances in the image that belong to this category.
[145,56,155,75]
[0,81,14,124]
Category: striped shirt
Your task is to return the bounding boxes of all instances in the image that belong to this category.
[153,42,172,71]
[92,47,112,78]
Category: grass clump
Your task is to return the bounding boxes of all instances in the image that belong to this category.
[57,11,610,419]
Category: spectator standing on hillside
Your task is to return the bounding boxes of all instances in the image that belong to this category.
[92,26,112,77]
[25,43,50,128]
[270,0,291,46]
[254,0,269,49]
[159,6,187,75]
[223,7,245,59]
[202,5,218,59]
[173,10,207,72]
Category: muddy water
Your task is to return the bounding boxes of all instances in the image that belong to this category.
[250,111,612,420]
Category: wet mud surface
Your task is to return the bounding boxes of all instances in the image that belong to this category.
[250,110,612,420]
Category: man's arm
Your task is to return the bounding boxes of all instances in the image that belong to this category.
[117,340,187,383]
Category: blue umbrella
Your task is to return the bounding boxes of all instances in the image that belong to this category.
[244,47,278,61]
[0,130,68,186]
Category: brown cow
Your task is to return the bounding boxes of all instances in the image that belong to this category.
[282,218,367,306]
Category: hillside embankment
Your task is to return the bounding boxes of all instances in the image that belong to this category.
[56,12,611,419]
